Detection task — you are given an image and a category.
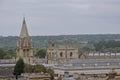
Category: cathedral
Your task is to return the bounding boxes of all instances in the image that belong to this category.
[16,17,34,64]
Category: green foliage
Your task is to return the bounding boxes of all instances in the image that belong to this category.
[24,64,46,73]
[0,48,5,59]
[0,47,15,59]
[94,40,120,52]
[47,68,54,80]
[34,64,47,73]
[35,49,46,58]
[1,34,120,49]
[82,46,94,52]
[3,53,12,59]
[1,35,120,54]
[23,64,54,80]
[13,58,24,75]
[24,64,33,73]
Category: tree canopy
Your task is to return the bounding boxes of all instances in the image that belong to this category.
[0,47,15,59]
[0,48,5,59]
[24,64,46,73]
[47,68,54,80]
[23,64,54,80]
[13,58,24,75]
[35,49,46,58]
[94,40,120,52]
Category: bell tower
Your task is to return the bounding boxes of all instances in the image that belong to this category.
[16,17,34,64]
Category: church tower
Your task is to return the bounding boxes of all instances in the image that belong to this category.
[16,17,34,64]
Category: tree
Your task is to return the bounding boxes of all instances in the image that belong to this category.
[13,58,24,79]
[34,64,46,73]
[24,64,47,73]
[24,64,33,73]
[47,68,54,80]
[94,40,120,52]
[3,53,12,59]
[35,49,46,58]
[0,48,5,59]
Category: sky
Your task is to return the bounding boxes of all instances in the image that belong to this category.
[0,0,120,36]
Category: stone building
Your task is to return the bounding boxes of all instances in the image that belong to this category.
[22,73,51,80]
[46,40,79,64]
[54,59,120,80]
[86,52,120,59]
[16,17,35,65]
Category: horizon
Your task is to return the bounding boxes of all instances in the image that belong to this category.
[1,33,120,37]
[0,0,120,36]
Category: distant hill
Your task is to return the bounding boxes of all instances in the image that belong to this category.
[0,34,120,49]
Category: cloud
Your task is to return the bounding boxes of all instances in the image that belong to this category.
[0,0,120,36]
[66,3,90,10]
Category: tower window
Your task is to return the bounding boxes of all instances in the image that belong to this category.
[70,52,73,57]
[27,49,29,51]
[23,49,26,56]
[23,49,25,52]
[60,52,63,57]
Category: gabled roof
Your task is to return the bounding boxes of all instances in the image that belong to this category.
[20,17,29,38]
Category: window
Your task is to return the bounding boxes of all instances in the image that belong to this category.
[23,49,25,52]
[23,49,26,56]
[60,52,63,57]
[70,52,73,57]
[27,49,29,51]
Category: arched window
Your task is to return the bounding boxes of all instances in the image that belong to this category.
[60,52,63,57]
[23,49,25,51]
[26,49,29,56]
[23,49,26,56]
[70,52,73,57]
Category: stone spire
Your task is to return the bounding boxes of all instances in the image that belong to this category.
[20,17,29,38]
[16,17,34,65]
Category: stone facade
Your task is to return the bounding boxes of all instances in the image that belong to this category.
[54,59,120,80]
[22,73,51,80]
[87,52,120,59]
[46,40,79,64]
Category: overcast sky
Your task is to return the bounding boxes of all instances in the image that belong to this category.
[0,0,120,36]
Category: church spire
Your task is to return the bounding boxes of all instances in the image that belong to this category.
[20,17,29,38]
[17,17,34,64]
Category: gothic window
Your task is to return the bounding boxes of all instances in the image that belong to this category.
[60,52,63,57]
[70,52,73,57]
[23,49,25,52]
[23,49,26,56]
[52,52,54,57]
[27,49,29,56]
[27,49,29,51]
